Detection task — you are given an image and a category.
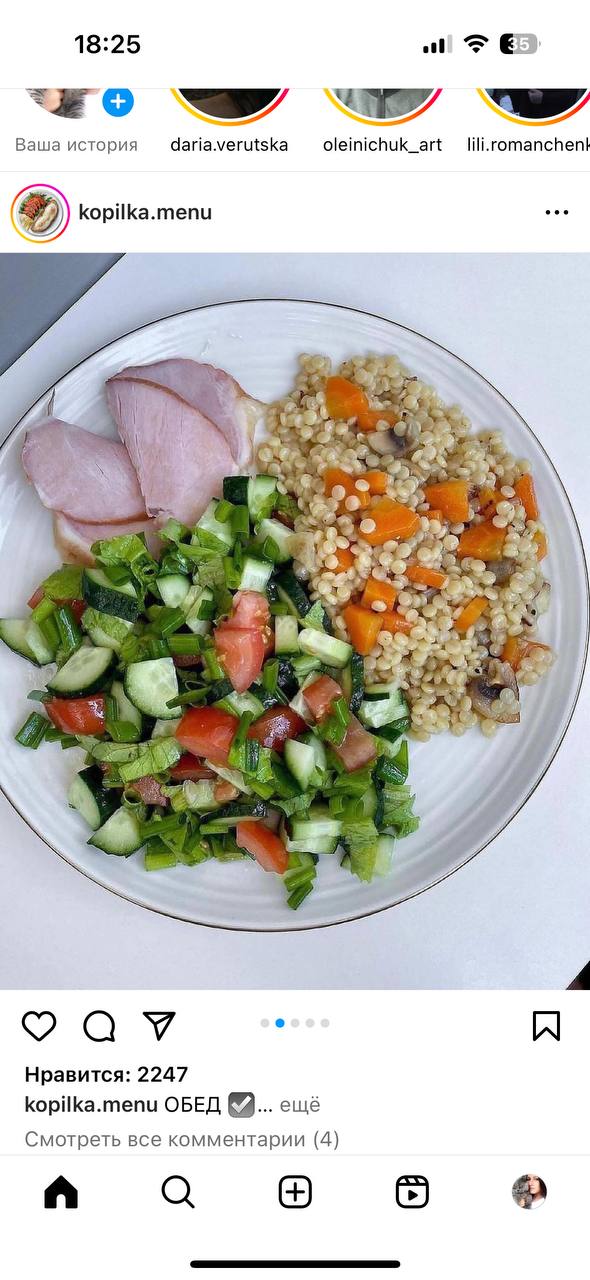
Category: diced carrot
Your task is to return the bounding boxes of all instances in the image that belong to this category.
[514,473,539,521]
[425,508,443,523]
[453,596,488,632]
[534,529,548,561]
[423,481,470,524]
[323,467,356,498]
[405,565,449,589]
[478,486,499,518]
[457,520,506,561]
[342,603,384,655]
[361,576,398,611]
[362,498,421,546]
[325,376,369,423]
[354,486,372,509]
[356,407,399,431]
[502,635,551,671]
[378,611,415,635]
[363,469,389,495]
[333,546,354,571]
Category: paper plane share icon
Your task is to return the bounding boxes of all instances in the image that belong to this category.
[143,1011,176,1041]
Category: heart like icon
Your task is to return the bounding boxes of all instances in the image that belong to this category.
[22,1011,57,1042]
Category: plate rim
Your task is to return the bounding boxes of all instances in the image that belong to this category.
[0,295,588,933]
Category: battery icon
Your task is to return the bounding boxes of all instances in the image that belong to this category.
[500,32,540,54]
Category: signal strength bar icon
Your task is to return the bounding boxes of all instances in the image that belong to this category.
[423,34,453,53]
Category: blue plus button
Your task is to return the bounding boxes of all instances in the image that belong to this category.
[102,88,134,117]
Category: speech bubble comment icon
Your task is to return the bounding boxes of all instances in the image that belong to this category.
[83,1010,116,1043]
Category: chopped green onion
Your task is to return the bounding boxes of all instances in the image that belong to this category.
[260,536,281,562]
[146,636,169,660]
[270,601,289,616]
[30,595,57,625]
[166,688,208,709]
[168,633,204,656]
[215,499,234,524]
[38,613,60,650]
[262,659,279,695]
[202,648,225,681]
[159,517,190,544]
[140,813,185,840]
[231,505,250,541]
[145,846,178,871]
[15,711,49,749]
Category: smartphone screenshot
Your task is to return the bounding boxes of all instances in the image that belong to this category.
[0,5,588,1276]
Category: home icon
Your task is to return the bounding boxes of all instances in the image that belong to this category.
[44,1176,79,1209]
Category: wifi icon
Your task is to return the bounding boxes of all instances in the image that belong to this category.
[464,33,489,52]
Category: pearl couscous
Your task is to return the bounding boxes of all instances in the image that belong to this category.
[258,353,554,740]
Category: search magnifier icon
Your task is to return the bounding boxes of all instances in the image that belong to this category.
[161,1175,195,1208]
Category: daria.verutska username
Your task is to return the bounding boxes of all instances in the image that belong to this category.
[332,89,433,119]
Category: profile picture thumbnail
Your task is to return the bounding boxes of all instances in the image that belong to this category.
[11,184,70,243]
[174,89,285,123]
[484,88,588,123]
[26,89,101,119]
[512,1173,547,1209]
[329,88,437,122]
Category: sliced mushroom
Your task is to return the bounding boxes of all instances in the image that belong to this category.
[468,658,521,724]
[523,580,551,628]
[365,417,420,460]
[487,559,513,585]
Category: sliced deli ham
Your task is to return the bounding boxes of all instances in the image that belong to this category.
[106,377,236,527]
[22,417,146,522]
[107,358,261,466]
[54,514,159,566]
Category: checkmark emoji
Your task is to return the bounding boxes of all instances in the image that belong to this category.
[228,1092,255,1118]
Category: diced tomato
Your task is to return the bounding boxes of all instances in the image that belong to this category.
[214,591,270,694]
[236,819,289,874]
[225,591,270,632]
[129,776,169,807]
[247,706,307,753]
[46,695,106,736]
[333,714,378,772]
[214,780,240,804]
[168,753,215,782]
[27,586,45,610]
[302,674,343,722]
[215,625,265,694]
[176,706,238,766]
[63,599,86,624]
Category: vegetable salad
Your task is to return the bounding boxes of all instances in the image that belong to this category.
[1,474,419,911]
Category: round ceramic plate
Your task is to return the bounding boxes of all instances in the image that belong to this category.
[0,300,586,930]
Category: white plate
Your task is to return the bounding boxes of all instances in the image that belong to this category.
[0,300,586,931]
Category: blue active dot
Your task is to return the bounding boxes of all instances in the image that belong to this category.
[275,1018,285,1028]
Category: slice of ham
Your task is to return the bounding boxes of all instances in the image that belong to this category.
[106,378,235,527]
[54,514,160,566]
[22,417,146,522]
[107,359,261,466]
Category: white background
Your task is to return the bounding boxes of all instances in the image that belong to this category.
[0,252,588,990]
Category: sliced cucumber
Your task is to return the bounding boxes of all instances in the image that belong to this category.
[89,806,144,856]
[156,574,191,608]
[286,833,339,856]
[185,587,214,636]
[340,652,365,714]
[237,555,273,593]
[68,766,118,831]
[255,517,293,563]
[275,569,312,619]
[124,657,179,720]
[274,614,299,656]
[298,628,352,670]
[374,835,396,877]
[47,645,114,696]
[82,568,139,622]
[223,475,249,506]
[284,739,316,791]
[82,607,133,653]
[111,679,143,733]
[291,654,322,684]
[193,499,234,551]
[25,620,57,665]
[247,475,277,522]
[359,683,409,730]
[0,618,37,661]
[291,805,342,842]
[299,731,328,781]
[151,717,181,739]
[219,689,266,718]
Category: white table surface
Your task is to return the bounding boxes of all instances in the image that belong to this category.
[0,252,588,991]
